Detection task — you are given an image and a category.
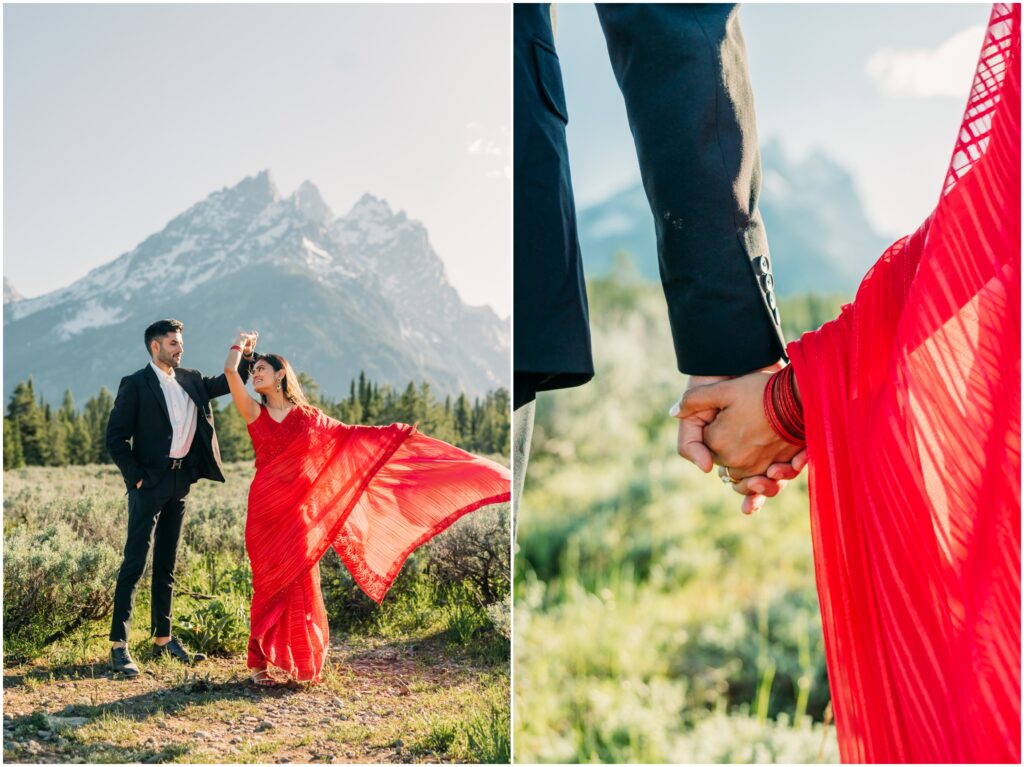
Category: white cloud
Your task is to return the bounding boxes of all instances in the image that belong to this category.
[866,24,984,98]
[467,137,503,156]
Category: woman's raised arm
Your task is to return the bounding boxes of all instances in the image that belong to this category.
[225,332,261,424]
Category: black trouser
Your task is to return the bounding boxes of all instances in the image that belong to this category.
[109,462,193,642]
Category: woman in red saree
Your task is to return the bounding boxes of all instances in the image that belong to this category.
[223,340,511,686]
[677,4,1019,762]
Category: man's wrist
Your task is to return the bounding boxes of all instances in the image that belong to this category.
[686,374,730,389]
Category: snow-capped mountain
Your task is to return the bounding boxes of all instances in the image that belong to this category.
[4,171,509,403]
[577,140,892,295]
[3,277,23,305]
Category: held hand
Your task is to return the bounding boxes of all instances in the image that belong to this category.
[243,330,259,356]
[671,375,730,473]
[729,449,808,515]
[670,362,785,473]
[232,331,258,356]
[675,370,801,480]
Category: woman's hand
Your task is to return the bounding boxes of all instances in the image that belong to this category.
[673,370,805,513]
[227,332,258,370]
[224,332,261,423]
[728,449,809,514]
[242,331,259,357]
[677,371,800,477]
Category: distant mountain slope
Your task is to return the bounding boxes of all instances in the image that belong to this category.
[4,171,509,403]
[4,277,24,305]
[578,140,892,295]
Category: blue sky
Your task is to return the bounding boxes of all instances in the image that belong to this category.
[556,2,990,238]
[4,4,511,315]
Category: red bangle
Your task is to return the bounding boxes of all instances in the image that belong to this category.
[230,345,243,352]
[764,365,805,445]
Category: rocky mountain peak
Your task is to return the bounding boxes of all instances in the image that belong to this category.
[3,276,24,304]
[4,170,509,402]
[347,193,396,221]
[244,169,280,203]
[291,180,334,225]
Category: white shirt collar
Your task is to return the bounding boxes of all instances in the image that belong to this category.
[150,361,176,381]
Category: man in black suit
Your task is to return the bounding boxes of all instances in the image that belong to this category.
[106,319,252,676]
[513,3,789,518]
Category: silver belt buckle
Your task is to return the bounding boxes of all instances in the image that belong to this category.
[170,458,183,470]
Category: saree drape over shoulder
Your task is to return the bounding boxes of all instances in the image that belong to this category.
[244,405,511,682]
[787,5,1020,762]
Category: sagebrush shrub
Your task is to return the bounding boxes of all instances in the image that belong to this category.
[3,523,119,662]
[173,597,249,656]
[426,503,510,604]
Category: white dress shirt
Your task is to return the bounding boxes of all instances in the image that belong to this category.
[150,362,198,459]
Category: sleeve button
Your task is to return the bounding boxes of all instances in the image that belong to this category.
[755,256,770,275]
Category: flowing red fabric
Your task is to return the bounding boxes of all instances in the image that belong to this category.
[787,5,1020,762]
[244,404,511,682]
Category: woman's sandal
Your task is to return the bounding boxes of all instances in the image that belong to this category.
[249,668,279,687]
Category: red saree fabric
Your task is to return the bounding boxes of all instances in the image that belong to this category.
[244,404,511,682]
[787,5,1020,762]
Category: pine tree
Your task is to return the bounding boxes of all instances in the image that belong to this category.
[2,372,512,466]
[66,418,93,465]
[4,417,25,469]
[7,380,49,465]
[59,390,76,423]
[43,404,68,466]
[83,387,114,463]
[212,399,254,463]
[454,393,472,445]
[298,372,321,407]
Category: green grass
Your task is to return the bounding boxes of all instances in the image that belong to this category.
[514,276,840,763]
[4,461,512,763]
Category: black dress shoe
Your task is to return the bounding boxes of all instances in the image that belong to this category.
[110,646,140,677]
[153,637,206,665]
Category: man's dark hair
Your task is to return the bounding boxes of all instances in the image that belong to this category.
[144,319,184,354]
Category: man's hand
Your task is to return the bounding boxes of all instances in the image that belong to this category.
[242,330,259,357]
[729,449,808,514]
[135,479,143,489]
[670,362,784,473]
[678,370,800,477]
[671,375,730,473]
[671,367,807,514]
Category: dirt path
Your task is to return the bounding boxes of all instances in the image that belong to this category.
[3,636,505,764]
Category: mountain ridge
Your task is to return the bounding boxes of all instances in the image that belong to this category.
[4,171,508,403]
[577,140,892,296]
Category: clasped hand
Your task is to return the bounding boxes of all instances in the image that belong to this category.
[234,331,259,356]
[670,367,807,515]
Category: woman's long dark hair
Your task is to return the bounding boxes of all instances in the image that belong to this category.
[253,353,310,408]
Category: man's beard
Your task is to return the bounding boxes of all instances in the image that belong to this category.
[159,351,181,368]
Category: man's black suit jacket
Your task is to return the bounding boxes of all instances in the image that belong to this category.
[106,363,249,492]
[514,3,786,408]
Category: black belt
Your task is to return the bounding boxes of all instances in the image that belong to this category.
[168,457,186,470]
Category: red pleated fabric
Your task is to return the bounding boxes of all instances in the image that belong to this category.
[787,5,1020,762]
[244,404,511,682]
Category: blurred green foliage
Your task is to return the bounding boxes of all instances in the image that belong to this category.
[514,266,846,763]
